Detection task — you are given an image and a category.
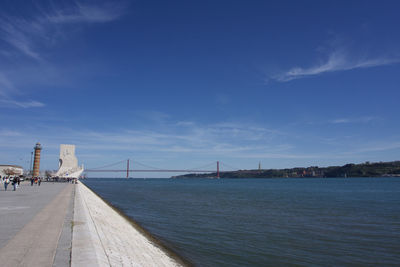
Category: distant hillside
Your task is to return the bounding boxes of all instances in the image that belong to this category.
[172,161,400,179]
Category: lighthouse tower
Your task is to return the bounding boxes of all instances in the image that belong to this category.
[32,142,42,177]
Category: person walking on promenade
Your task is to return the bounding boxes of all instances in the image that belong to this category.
[38,177,41,186]
[4,176,10,191]
[12,177,17,191]
[17,177,21,186]
[31,177,34,186]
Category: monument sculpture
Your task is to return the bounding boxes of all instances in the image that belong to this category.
[55,144,84,178]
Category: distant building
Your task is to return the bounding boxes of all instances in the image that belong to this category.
[0,165,24,176]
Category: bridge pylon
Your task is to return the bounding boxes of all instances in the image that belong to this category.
[127,159,130,178]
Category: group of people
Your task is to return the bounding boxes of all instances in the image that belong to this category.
[30,177,42,186]
[1,175,78,191]
[0,175,21,191]
[0,175,43,191]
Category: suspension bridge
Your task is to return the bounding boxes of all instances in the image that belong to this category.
[85,160,239,178]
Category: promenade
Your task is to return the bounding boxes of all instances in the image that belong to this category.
[0,181,184,267]
[0,182,74,266]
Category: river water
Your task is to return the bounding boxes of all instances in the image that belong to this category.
[82,178,400,266]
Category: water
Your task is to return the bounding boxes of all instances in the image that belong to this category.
[83,178,400,266]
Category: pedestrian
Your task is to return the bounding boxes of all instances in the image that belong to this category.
[17,177,21,186]
[31,177,34,186]
[34,177,38,185]
[4,176,10,191]
[12,177,17,191]
[38,177,41,186]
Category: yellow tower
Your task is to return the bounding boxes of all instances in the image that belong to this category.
[32,142,42,177]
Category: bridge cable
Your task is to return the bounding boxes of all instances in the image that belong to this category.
[132,160,164,171]
[87,160,126,170]
[188,162,217,171]
[220,162,240,171]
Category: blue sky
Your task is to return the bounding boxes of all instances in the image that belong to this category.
[1,0,399,177]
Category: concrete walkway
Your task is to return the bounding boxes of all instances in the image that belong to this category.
[0,182,74,267]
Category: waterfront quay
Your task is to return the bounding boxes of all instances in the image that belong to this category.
[0,181,183,267]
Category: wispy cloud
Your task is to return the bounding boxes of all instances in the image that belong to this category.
[0,1,126,60]
[272,50,400,82]
[0,120,290,159]
[351,141,400,153]
[1,116,400,173]
[0,72,15,96]
[330,116,377,124]
[0,15,48,60]
[0,19,42,60]
[0,1,126,108]
[48,2,126,24]
[0,130,23,137]
[0,99,45,108]
[0,71,45,108]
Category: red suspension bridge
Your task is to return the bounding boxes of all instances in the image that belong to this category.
[85,160,239,178]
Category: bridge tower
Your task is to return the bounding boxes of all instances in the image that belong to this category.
[127,159,130,178]
[217,161,220,178]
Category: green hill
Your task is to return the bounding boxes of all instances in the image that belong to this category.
[172,161,400,179]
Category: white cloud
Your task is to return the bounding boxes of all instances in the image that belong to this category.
[0,1,126,108]
[273,50,400,82]
[0,17,44,60]
[330,116,377,124]
[0,2,126,60]
[0,130,23,137]
[47,2,126,24]
[0,120,290,160]
[0,71,44,108]
[0,99,45,108]
[0,72,15,96]
[348,141,400,154]
[331,118,350,124]
[2,117,400,174]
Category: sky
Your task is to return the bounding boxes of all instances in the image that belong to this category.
[0,0,400,177]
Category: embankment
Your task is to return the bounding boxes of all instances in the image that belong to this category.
[72,181,185,267]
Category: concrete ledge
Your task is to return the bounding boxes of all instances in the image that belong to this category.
[71,183,110,266]
[71,182,182,267]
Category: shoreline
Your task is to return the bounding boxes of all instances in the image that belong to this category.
[73,181,189,266]
[172,160,400,179]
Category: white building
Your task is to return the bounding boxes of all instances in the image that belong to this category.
[0,165,24,177]
[55,144,84,178]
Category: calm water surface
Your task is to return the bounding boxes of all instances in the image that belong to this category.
[83,178,400,266]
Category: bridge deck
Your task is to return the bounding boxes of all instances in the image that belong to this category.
[85,169,215,172]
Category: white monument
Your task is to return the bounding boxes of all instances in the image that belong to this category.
[55,144,84,178]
